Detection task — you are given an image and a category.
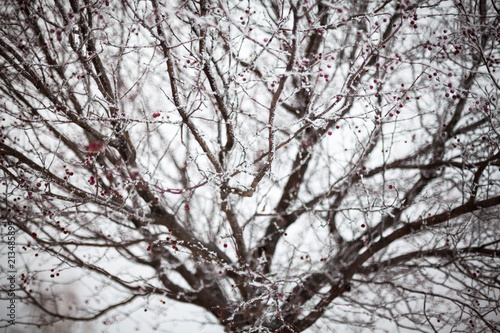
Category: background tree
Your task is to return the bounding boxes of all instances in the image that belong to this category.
[1,0,499,332]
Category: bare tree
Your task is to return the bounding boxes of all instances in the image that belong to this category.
[1,0,499,332]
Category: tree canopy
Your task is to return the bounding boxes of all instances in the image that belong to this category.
[1,0,499,332]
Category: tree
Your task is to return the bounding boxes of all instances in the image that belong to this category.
[1,0,499,332]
